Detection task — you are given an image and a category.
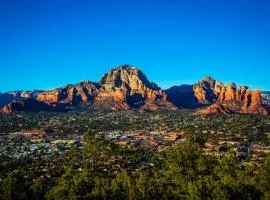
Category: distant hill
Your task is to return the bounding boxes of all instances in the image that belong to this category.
[0,90,43,108]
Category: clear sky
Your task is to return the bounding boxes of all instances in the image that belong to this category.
[1,0,269,92]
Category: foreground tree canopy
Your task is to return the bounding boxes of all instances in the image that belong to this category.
[1,132,270,200]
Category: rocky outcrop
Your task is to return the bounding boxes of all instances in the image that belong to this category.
[167,76,268,115]
[96,65,177,111]
[196,103,233,115]
[0,90,43,108]
[1,65,177,112]
[1,98,67,113]
[193,76,223,103]
[1,81,99,113]
[241,89,268,115]
[37,91,62,103]
[37,81,99,106]
[0,66,268,115]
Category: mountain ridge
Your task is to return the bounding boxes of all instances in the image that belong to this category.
[0,65,269,115]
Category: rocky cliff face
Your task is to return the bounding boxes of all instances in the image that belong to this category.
[241,89,268,115]
[1,81,99,113]
[96,65,176,111]
[167,76,268,115]
[193,76,223,103]
[0,66,267,115]
[193,77,267,115]
[1,65,177,113]
[37,81,99,106]
[196,103,233,115]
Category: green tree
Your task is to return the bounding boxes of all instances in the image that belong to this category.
[110,170,135,200]
[257,157,270,200]
[0,172,27,200]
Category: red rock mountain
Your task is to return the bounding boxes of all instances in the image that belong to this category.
[166,76,268,115]
[1,81,99,113]
[95,65,177,111]
[194,77,268,115]
[37,81,99,106]
[0,65,177,113]
[0,67,268,115]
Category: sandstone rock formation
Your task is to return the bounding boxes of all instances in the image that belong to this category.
[193,78,268,115]
[196,103,232,115]
[1,81,99,113]
[167,76,268,115]
[0,66,268,115]
[96,65,177,111]
[241,89,268,115]
[37,81,99,106]
[1,65,177,113]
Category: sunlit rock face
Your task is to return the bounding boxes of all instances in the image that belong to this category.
[37,81,99,106]
[241,89,268,115]
[96,65,177,111]
[193,76,222,104]
[192,77,241,103]
[1,65,177,112]
[0,65,267,115]
[196,103,232,115]
[37,91,62,103]
[1,81,99,113]
[167,76,268,115]
[193,77,268,115]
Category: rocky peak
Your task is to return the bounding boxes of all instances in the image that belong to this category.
[193,77,249,104]
[96,65,175,110]
[222,83,237,101]
[202,76,218,88]
[195,82,268,115]
[37,81,99,105]
[99,65,160,91]
[193,77,223,103]
[250,89,263,108]
[203,76,215,82]
[197,76,223,89]
[166,76,268,115]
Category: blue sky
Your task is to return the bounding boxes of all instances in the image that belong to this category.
[1,0,270,92]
